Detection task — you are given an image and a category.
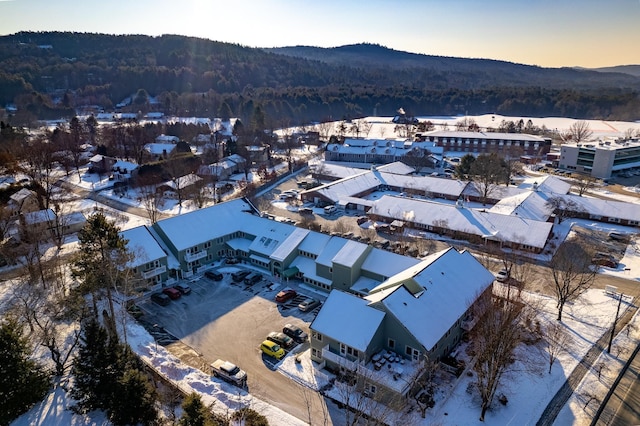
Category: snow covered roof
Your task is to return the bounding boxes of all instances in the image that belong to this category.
[461,182,526,200]
[23,208,55,225]
[370,195,553,249]
[305,169,467,203]
[424,130,549,142]
[332,240,369,267]
[155,134,179,143]
[163,174,202,190]
[153,199,258,251]
[311,290,385,352]
[112,160,138,171]
[145,143,177,155]
[289,256,332,286]
[271,227,310,262]
[297,231,331,255]
[563,194,640,222]
[315,237,350,267]
[122,226,167,268]
[9,188,35,202]
[361,248,420,280]
[488,191,555,221]
[518,175,571,195]
[367,248,495,351]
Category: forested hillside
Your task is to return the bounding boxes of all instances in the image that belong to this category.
[1,32,639,124]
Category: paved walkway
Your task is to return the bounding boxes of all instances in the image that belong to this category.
[536,297,639,426]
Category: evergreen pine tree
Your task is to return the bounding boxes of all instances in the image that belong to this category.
[0,317,50,426]
[70,318,119,413]
[108,369,158,426]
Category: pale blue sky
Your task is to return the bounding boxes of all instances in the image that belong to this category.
[1,0,638,68]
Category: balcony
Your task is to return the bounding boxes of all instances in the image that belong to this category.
[185,250,207,262]
[321,345,361,371]
[320,345,418,395]
[142,265,166,279]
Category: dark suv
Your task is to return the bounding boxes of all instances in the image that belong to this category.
[283,323,308,343]
[151,292,171,306]
[231,270,251,282]
[205,269,223,281]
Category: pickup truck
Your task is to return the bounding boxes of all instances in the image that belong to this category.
[210,359,247,387]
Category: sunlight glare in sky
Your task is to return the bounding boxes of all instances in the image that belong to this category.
[1,0,638,67]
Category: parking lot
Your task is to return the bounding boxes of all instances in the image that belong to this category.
[138,264,326,420]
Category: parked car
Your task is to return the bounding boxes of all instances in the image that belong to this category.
[275,289,297,303]
[260,340,285,359]
[298,207,313,215]
[243,272,263,286]
[204,269,223,281]
[608,232,629,242]
[495,269,509,283]
[174,284,191,295]
[267,332,295,350]
[592,257,618,268]
[282,323,308,343]
[210,359,247,387]
[151,292,171,306]
[298,298,321,312]
[231,270,251,282]
[162,287,182,300]
[323,205,337,215]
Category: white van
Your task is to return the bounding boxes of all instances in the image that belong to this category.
[324,205,337,214]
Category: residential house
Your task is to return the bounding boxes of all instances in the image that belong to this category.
[310,248,495,403]
[8,188,39,217]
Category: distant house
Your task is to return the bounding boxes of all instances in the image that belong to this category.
[197,154,246,181]
[155,134,180,144]
[324,138,442,165]
[88,154,116,175]
[144,143,177,159]
[309,248,495,403]
[8,188,39,217]
[111,160,138,182]
[158,174,203,199]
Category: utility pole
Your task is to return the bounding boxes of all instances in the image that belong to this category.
[608,291,624,353]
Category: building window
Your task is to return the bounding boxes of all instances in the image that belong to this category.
[388,338,395,349]
[312,331,323,341]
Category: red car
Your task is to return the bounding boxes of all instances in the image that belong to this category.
[275,289,297,303]
[162,287,182,300]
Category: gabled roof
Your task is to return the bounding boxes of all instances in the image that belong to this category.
[122,226,167,268]
[332,240,369,267]
[304,169,467,203]
[23,208,55,225]
[518,175,571,195]
[311,290,385,353]
[488,191,555,221]
[370,195,553,249]
[270,227,310,262]
[9,188,35,202]
[366,248,495,351]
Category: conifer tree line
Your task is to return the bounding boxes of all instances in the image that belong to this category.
[0,211,271,425]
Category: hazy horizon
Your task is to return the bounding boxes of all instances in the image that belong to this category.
[1,0,638,69]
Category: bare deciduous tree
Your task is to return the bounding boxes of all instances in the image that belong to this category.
[316,121,334,142]
[471,288,534,421]
[567,121,593,143]
[547,238,597,321]
[572,174,597,196]
[469,153,505,205]
[543,321,572,374]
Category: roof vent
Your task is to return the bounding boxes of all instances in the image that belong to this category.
[532,181,538,192]
[455,198,464,208]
